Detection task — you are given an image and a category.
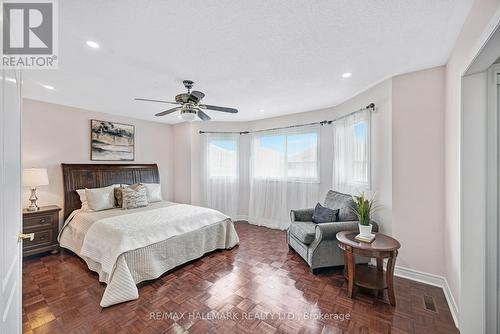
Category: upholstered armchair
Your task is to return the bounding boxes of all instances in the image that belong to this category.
[287,190,379,273]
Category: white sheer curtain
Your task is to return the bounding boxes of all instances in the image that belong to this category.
[248,125,320,230]
[202,134,239,219]
[332,109,371,195]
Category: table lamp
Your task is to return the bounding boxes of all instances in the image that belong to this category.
[23,168,49,211]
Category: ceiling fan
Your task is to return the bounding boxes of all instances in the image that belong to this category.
[134,80,238,121]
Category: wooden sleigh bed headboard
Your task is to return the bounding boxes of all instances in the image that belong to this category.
[61,163,159,219]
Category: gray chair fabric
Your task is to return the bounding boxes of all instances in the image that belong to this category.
[323,190,357,221]
[287,190,379,272]
[288,221,317,245]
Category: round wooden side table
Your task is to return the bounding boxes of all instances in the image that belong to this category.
[336,231,401,306]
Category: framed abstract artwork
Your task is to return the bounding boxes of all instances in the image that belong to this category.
[90,120,135,161]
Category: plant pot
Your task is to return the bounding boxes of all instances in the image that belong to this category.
[358,223,373,238]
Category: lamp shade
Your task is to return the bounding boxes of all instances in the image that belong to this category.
[23,168,49,188]
[181,111,197,122]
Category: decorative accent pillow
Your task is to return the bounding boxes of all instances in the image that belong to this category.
[113,184,130,207]
[77,184,119,211]
[142,183,162,203]
[84,185,117,211]
[312,203,339,224]
[120,184,148,209]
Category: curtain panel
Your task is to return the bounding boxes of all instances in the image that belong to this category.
[248,125,321,229]
[201,133,240,219]
[332,109,371,195]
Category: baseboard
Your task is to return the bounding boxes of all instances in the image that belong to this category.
[234,215,249,222]
[394,265,459,328]
[441,278,459,329]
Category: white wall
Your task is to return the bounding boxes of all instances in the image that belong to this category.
[392,66,446,276]
[444,0,500,320]
[173,122,192,204]
[22,99,175,223]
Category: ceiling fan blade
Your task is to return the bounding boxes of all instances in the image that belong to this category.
[197,109,211,121]
[189,91,205,103]
[155,107,181,116]
[135,98,180,105]
[199,104,238,113]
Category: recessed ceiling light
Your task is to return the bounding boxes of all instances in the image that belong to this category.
[259,109,265,112]
[342,72,352,78]
[177,115,182,118]
[42,84,55,90]
[86,40,100,49]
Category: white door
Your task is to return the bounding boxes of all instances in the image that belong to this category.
[0,69,23,333]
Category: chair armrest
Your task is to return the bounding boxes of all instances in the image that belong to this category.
[315,220,380,239]
[314,221,360,240]
[290,208,314,222]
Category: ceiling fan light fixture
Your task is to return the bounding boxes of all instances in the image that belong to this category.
[86,40,100,49]
[180,111,197,122]
[137,80,238,121]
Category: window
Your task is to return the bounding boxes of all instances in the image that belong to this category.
[352,122,368,184]
[332,110,370,194]
[252,127,319,181]
[207,137,238,178]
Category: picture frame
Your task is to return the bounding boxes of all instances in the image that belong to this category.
[90,119,135,161]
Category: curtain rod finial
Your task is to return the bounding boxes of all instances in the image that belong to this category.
[367,103,375,111]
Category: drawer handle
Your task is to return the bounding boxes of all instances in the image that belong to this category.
[18,233,35,242]
[40,219,46,223]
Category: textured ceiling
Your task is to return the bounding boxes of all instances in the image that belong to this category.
[23,0,474,123]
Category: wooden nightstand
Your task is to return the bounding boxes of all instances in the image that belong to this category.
[22,205,61,257]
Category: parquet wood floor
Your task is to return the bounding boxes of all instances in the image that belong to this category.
[22,222,458,334]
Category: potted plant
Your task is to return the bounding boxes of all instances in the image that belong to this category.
[351,193,377,237]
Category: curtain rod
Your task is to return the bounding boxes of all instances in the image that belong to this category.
[199,103,375,135]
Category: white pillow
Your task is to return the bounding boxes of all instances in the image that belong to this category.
[76,188,91,211]
[142,183,162,203]
[85,185,116,211]
[76,184,120,212]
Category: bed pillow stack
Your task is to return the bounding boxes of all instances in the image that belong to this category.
[76,183,162,211]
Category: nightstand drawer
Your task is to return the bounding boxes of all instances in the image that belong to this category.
[22,205,61,257]
[23,229,55,250]
[24,214,55,229]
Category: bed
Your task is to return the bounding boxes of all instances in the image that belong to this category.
[58,163,239,307]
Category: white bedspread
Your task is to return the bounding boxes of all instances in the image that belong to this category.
[78,202,229,274]
[59,201,239,307]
